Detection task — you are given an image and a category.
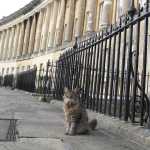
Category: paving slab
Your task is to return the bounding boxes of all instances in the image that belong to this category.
[18,119,65,138]
[0,138,66,150]
[0,120,10,140]
[0,87,149,150]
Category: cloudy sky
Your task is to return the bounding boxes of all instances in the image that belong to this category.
[0,0,32,19]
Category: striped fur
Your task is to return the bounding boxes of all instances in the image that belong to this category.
[63,87,97,135]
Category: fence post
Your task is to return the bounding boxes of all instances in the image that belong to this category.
[141,0,149,126]
[131,5,140,123]
[124,2,136,121]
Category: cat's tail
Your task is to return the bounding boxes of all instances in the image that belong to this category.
[89,119,97,130]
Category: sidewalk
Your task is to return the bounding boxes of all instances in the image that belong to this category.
[0,87,148,150]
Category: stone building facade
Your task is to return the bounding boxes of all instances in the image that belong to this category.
[0,0,146,75]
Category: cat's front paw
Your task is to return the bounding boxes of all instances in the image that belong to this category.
[68,133,76,136]
[65,131,76,136]
[68,130,76,136]
[65,128,70,135]
[65,132,69,135]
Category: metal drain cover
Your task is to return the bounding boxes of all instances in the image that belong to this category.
[0,119,17,141]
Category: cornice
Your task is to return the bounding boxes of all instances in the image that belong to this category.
[0,0,42,26]
[0,0,55,31]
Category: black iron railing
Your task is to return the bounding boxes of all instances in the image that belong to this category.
[3,74,14,87]
[2,69,37,92]
[16,69,37,92]
[36,61,57,98]
[41,2,150,126]
[2,1,150,127]
[0,76,3,86]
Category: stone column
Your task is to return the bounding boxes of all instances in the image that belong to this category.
[8,27,15,59]
[48,0,59,48]
[74,0,86,37]
[0,32,3,59]
[28,15,37,55]
[0,31,6,60]
[3,29,10,60]
[7,28,13,59]
[7,29,11,57]
[85,0,97,33]
[7,27,14,59]
[112,0,117,24]
[34,10,44,53]
[0,32,2,48]
[22,19,31,56]
[11,26,17,59]
[55,0,66,46]
[6,29,11,59]
[2,30,8,60]
[41,4,52,50]
[13,24,21,58]
[100,0,113,28]
[17,22,25,58]
[64,0,75,42]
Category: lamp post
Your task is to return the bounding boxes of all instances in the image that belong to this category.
[73,37,78,50]
[128,0,136,16]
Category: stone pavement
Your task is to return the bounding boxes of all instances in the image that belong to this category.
[0,87,148,150]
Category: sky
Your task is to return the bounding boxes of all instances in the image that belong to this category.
[0,0,32,19]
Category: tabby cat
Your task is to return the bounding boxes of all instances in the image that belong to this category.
[63,87,97,135]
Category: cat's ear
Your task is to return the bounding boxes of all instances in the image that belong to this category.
[64,87,69,94]
[73,88,80,94]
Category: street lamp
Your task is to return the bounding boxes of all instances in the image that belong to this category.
[73,37,78,50]
[128,0,137,16]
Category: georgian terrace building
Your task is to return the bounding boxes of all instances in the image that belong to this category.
[0,0,146,75]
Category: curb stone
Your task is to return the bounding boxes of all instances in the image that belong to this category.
[88,110,150,149]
